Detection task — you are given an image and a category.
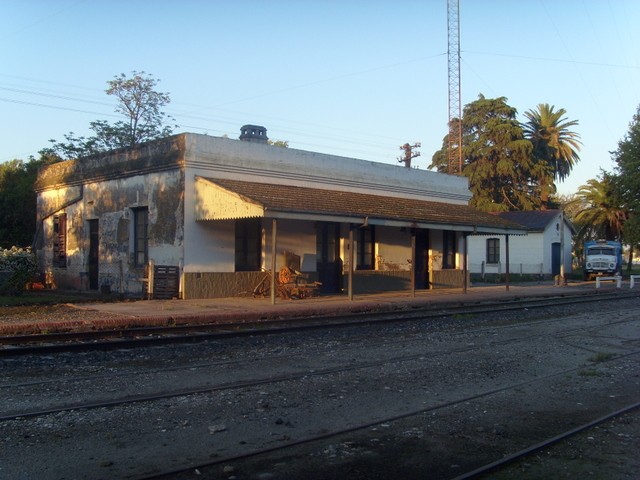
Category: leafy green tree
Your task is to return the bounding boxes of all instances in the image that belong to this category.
[612,106,640,210]
[1,160,36,249]
[45,71,176,159]
[0,154,59,249]
[571,173,627,243]
[430,95,536,211]
[523,104,582,209]
[611,104,640,267]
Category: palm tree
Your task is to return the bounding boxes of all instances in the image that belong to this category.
[523,104,582,208]
[570,174,627,243]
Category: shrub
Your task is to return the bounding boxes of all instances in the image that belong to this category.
[0,247,39,295]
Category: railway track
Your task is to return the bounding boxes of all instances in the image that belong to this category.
[2,294,638,479]
[0,289,636,356]
[1,313,637,422]
[132,350,640,480]
[454,401,640,479]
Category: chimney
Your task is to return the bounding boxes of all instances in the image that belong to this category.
[239,124,268,144]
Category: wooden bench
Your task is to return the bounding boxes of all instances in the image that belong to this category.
[630,275,640,289]
[595,276,622,289]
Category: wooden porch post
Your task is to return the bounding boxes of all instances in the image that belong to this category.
[270,218,277,305]
[505,234,510,291]
[462,232,468,294]
[348,226,354,301]
[411,230,416,297]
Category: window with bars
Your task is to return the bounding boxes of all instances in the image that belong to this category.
[486,238,500,264]
[443,230,457,269]
[133,207,148,267]
[356,226,375,270]
[53,214,67,268]
[235,218,262,271]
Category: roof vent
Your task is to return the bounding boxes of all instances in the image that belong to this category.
[239,124,268,144]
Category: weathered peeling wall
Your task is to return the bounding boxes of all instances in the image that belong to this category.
[35,136,185,191]
[375,227,412,271]
[38,168,184,296]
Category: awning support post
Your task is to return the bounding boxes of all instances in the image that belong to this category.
[462,232,468,294]
[348,225,354,301]
[505,234,510,291]
[271,218,277,305]
[411,230,416,297]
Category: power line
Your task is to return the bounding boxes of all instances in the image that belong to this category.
[464,50,640,70]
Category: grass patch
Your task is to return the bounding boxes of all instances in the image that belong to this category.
[579,369,604,377]
[588,351,615,363]
[0,291,102,307]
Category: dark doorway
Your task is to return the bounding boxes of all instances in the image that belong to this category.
[414,229,430,289]
[316,223,342,294]
[88,220,99,290]
[551,242,561,276]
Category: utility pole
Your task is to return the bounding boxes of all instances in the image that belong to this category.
[398,142,421,168]
[447,0,462,174]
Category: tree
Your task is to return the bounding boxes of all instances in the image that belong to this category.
[612,106,640,211]
[523,104,582,209]
[570,173,627,243]
[430,95,536,212]
[0,155,55,249]
[611,104,640,267]
[45,71,176,159]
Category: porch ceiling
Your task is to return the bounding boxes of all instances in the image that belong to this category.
[194,177,528,235]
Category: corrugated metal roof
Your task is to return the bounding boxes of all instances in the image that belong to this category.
[197,177,528,235]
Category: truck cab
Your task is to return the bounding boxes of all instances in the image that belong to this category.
[583,240,622,280]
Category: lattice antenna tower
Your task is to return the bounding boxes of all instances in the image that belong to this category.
[447,0,462,174]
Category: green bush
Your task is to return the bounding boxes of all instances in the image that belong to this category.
[0,247,39,295]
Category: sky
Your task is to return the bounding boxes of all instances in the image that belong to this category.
[1,0,639,196]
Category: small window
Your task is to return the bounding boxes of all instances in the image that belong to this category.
[443,230,457,269]
[235,218,262,271]
[133,207,148,267]
[53,214,67,268]
[486,238,500,264]
[356,226,375,270]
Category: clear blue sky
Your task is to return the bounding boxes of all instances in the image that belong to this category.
[2,0,639,196]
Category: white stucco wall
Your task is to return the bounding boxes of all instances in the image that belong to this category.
[181,133,471,276]
[467,213,573,275]
[182,134,471,204]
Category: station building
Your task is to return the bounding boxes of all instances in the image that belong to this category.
[34,126,527,299]
[467,210,575,280]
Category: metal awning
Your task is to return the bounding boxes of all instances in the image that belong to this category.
[194,176,528,235]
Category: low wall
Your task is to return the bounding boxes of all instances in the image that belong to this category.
[349,270,411,293]
[183,269,469,298]
[431,269,468,289]
[183,272,268,299]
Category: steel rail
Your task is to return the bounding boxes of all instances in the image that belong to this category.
[2,310,637,397]
[2,312,638,421]
[451,401,640,480]
[1,290,636,356]
[132,350,640,480]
